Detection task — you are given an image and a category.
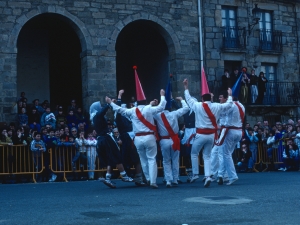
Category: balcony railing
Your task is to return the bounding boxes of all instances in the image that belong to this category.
[259,29,282,52]
[222,26,246,49]
[207,81,300,106]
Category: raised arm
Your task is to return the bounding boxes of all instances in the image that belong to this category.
[183,79,198,111]
[106,96,134,118]
[219,88,233,110]
[149,89,166,115]
[174,97,189,118]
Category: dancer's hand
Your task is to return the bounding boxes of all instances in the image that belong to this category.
[227,88,232,96]
[160,89,165,96]
[183,79,188,89]
[105,96,112,104]
[175,97,183,101]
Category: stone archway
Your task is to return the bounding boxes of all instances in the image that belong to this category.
[112,13,181,102]
[7,6,93,110]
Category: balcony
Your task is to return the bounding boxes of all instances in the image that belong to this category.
[258,29,282,53]
[222,26,246,50]
[208,81,300,106]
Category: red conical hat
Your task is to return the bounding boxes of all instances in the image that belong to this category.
[133,66,146,101]
[201,67,210,96]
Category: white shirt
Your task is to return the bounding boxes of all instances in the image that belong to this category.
[223,101,245,127]
[111,96,166,134]
[184,90,233,129]
[154,100,189,136]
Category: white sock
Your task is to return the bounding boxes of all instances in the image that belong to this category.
[120,171,126,176]
[106,173,111,180]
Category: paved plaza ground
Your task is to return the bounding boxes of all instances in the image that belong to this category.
[0,172,299,225]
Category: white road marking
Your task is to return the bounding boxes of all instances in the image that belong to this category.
[183,196,253,205]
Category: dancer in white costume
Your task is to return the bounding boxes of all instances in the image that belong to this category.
[183,78,233,187]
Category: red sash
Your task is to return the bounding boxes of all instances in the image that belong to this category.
[234,102,245,123]
[160,113,180,151]
[202,102,218,140]
[135,108,159,140]
[186,134,196,147]
[214,126,242,146]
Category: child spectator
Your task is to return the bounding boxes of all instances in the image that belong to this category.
[275,124,286,164]
[56,106,67,129]
[17,101,23,114]
[7,129,13,140]
[41,127,48,142]
[245,127,259,171]
[295,126,300,151]
[0,128,13,145]
[12,128,27,145]
[66,110,77,130]
[54,129,61,139]
[280,139,299,171]
[68,99,78,113]
[32,99,44,115]
[57,134,74,147]
[72,130,87,172]
[75,106,88,131]
[237,144,252,172]
[30,132,46,181]
[18,107,28,128]
[40,106,56,129]
[44,129,58,182]
[64,126,70,136]
[28,107,41,132]
[86,132,97,180]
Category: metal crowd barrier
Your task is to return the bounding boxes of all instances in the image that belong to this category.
[49,146,108,182]
[0,144,44,183]
[258,141,284,172]
[0,142,288,184]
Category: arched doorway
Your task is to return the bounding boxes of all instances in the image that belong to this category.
[116,20,170,102]
[17,14,82,109]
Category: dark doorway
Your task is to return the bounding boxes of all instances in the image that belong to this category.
[17,14,82,110]
[116,20,169,102]
[224,60,241,75]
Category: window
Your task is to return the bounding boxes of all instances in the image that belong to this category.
[261,64,277,104]
[259,11,274,50]
[222,7,240,48]
[222,7,237,28]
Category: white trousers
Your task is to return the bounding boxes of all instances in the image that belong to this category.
[191,133,215,177]
[134,134,157,184]
[160,139,179,182]
[87,148,97,179]
[210,145,223,178]
[219,129,242,180]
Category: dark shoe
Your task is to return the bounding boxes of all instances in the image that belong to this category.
[204,177,211,188]
[218,177,223,185]
[135,181,148,187]
[103,179,116,189]
[150,183,158,189]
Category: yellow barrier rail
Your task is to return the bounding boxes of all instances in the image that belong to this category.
[1,142,286,183]
[0,144,44,183]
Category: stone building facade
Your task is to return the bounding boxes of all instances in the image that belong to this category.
[0,0,299,124]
